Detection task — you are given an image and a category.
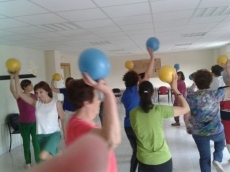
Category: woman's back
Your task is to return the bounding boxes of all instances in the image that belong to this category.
[130,105,173,165]
[187,89,225,136]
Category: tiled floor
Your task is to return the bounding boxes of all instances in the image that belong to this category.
[0,100,230,172]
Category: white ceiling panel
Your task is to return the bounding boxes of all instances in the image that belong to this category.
[0,35,35,41]
[0,30,16,37]
[15,13,68,25]
[57,9,108,22]
[120,23,153,31]
[155,25,183,33]
[27,32,63,38]
[125,29,155,36]
[0,0,48,17]
[151,0,200,13]
[96,32,128,38]
[56,29,92,36]
[44,36,72,42]
[153,10,194,21]
[0,15,6,19]
[6,26,48,34]
[113,14,152,26]
[31,0,97,12]
[88,26,122,34]
[102,3,150,18]
[198,0,230,8]
[0,18,29,29]
[75,19,115,29]
[154,19,188,28]
[188,16,227,24]
[93,0,148,7]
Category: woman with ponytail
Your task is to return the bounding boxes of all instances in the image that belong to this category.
[130,75,190,172]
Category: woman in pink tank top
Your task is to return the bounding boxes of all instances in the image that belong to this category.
[9,73,40,170]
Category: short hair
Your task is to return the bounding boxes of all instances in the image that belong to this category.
[122,71,139,87]
[194,70,213,90]
[211,65,224,76]
[139,81,154,113]
[67,79,94,110]
[20,79,32,90]
[65,77,74,88]
[34,81,53,98]
[177,71,185,81]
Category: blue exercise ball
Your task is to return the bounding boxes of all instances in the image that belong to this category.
[78,48,111,81]
[174,63,180,70]
[146,37,160,51]
[189,74,193,80]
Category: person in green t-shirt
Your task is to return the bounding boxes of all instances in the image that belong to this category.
[130,75,190,172]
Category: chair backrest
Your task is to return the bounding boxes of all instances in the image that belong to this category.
[112,88,121,93]
[6,113,19,131]
[158,86,168,94]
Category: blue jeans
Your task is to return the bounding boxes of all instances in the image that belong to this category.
[192,131,225,172]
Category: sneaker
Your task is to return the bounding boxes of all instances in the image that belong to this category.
[25,164,31,170]
[213,160,224,172]
[171,123,180,126]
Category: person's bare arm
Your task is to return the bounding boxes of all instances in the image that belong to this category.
[51,80,60,93]
[14,71,36,106]
[142,47,155,82]
[9,72,19,99]
[57,101,66,139]
[83,73,121,150]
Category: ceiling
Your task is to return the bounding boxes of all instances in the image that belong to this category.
[0,0,230,56]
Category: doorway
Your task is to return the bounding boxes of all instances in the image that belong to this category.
[60,63,71,81]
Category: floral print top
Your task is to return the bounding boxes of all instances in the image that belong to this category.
[187,89,225,136]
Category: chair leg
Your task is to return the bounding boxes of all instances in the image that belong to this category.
[168,94,169,103]
[158,94,160,103]
[7,125,12,152]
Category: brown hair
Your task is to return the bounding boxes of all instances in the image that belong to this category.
[123,70,139,87]
[34,81,53,98]
[65,77,74,88]
[177,71,185,81]
[67,79,94,110]
[194,69,213,90]
[20,79,32,90]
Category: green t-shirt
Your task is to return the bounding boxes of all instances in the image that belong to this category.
[130,105,174,165]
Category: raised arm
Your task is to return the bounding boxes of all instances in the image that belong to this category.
[9,72,19,99]
[169,74,190,116]
[142,47,155,82]
[56,101,66,140]
[51,80,60,93]
[14,71,36,107]
[83,73,121,150]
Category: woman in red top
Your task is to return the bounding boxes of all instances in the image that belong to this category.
[66,73,121,172]
[171,71,187,126]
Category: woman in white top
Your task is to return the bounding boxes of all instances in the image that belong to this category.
[209,65,225,90]
[13,71,66,161]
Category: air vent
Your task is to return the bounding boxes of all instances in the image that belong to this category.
[193,6,230,18]
[38,22,79,31]
[88,41,111,45]
[174,43,192,46]
[181,32,206,37]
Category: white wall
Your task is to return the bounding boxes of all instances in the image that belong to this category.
[60,53,80,79]
[107,49,215,89]
[0,45,46,154]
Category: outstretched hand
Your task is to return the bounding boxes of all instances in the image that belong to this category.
[147,47,154,58]
[221,59,230,70]
[82,73,110,94]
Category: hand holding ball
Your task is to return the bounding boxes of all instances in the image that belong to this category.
[5,58,21,73]
[78,48,111,81]
[52,73,61,81]
[146,37,160,51]
[158,65,176,83]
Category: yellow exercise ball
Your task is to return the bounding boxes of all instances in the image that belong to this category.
[158,65,176,83]
[52,73,61,81]
[217,55,228,66]
[125,61,134,70]
[5,58,21,73]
